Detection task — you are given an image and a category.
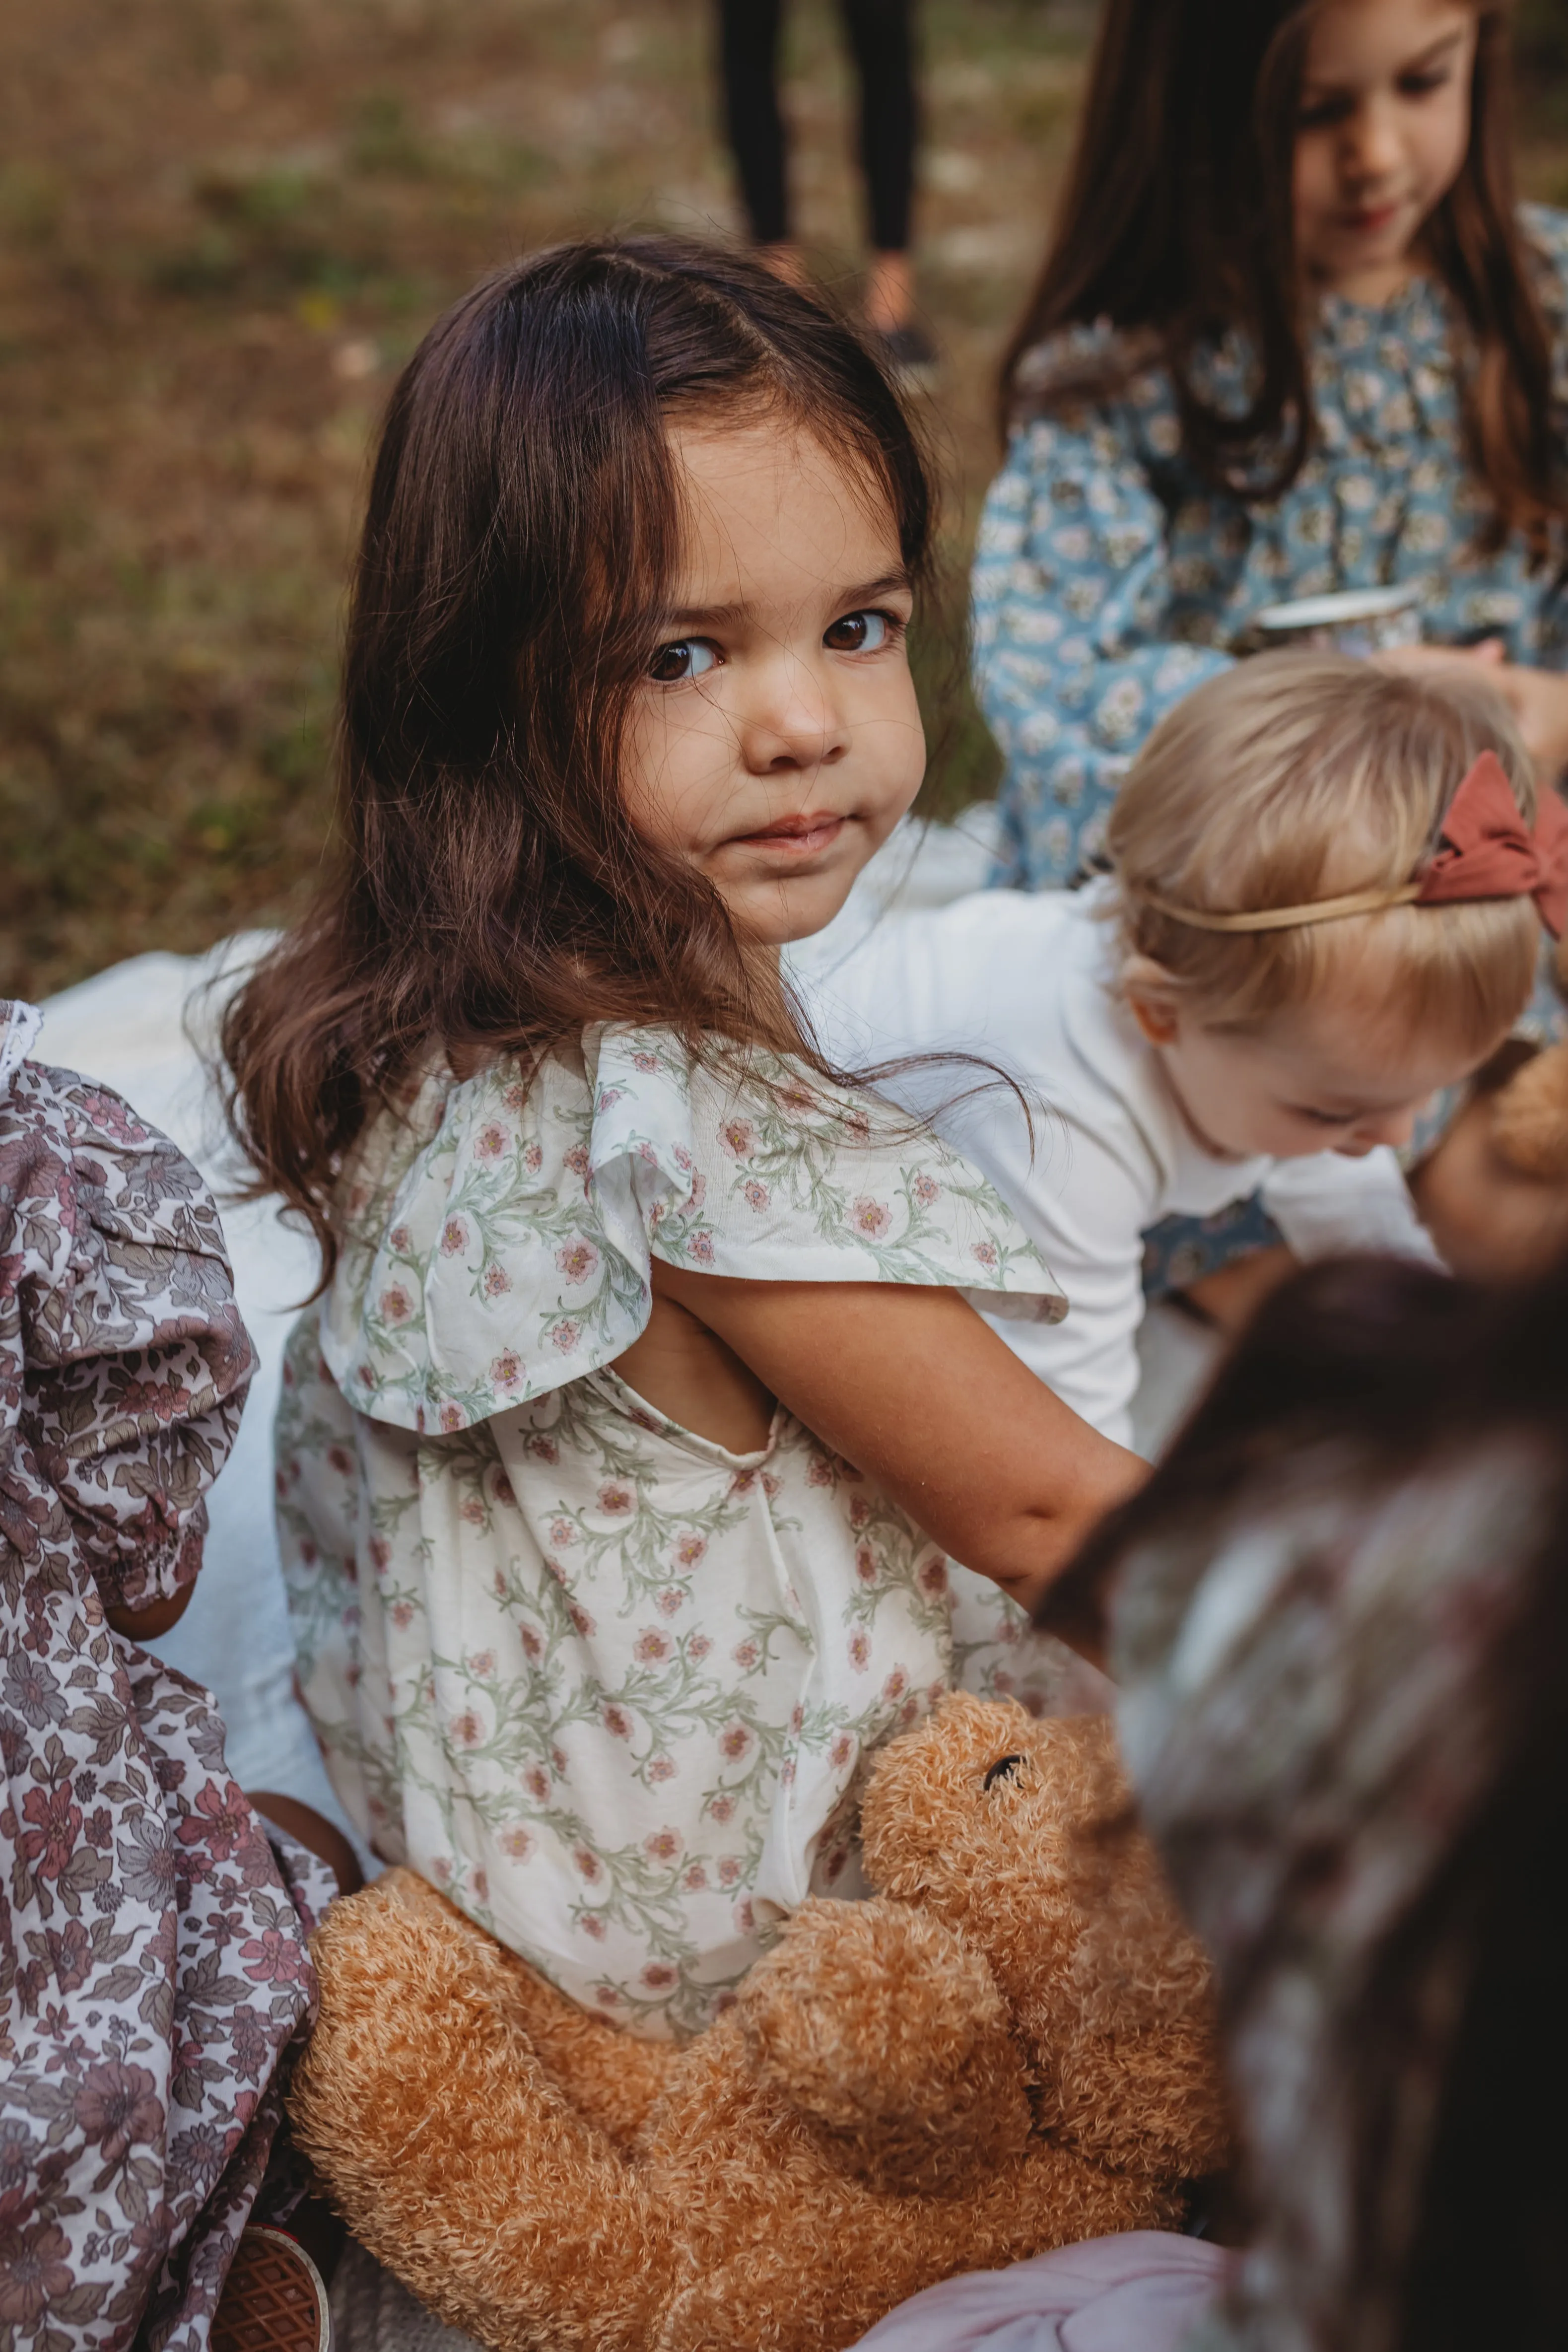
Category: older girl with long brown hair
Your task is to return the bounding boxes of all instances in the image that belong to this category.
[975,0,1568,893]
[973,0,1568,1308]
[221,237,1140,2040]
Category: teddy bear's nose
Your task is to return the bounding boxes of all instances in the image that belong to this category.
[983,1753,1026,1790]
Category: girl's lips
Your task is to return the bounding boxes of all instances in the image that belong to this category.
[733,812,846,854]
[1339,200,1403,237]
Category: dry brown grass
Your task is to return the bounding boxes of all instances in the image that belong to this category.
[1,0,1564,995]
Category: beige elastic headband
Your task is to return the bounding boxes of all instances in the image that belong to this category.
[1132,751,1568,940]
[1138,881,1423,934]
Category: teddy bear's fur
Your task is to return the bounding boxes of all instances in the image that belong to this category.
[1491,1039,1568,1179]
[290,1695,1228,2352]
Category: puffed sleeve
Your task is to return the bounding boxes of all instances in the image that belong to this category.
[0,1013,255,1613]
[322,1024,1066,1435]
[971,387,1232,890]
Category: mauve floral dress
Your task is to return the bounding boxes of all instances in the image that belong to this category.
[1,1000,329,2352]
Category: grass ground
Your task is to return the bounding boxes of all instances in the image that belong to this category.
[2,0,1566,996]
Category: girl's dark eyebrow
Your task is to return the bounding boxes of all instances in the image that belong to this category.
[1301,25,1467,95]
[660,571,913,631]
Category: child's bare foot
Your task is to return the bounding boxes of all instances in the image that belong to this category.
[863,249,913,334]
[249,1791,365,1897]
[756,241,811,289]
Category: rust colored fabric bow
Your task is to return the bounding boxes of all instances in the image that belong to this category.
[1416,750,1568,938]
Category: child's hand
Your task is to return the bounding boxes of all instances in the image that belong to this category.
[1483,659,1568,786]
[1378,640,1568,784]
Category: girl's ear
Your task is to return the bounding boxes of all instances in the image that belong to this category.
[1121,954,1184,1047]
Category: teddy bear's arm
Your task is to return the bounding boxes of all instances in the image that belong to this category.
[738,1896,1032,2194]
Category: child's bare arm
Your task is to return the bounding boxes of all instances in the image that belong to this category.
[652,1264,1146,1621]
[104,1588,197,1639]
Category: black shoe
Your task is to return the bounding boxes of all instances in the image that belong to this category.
[871,319,940,393]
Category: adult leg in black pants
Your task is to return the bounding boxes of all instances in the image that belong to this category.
[841,0,918,337]
[716,0,792,256]
[714,0,932,373]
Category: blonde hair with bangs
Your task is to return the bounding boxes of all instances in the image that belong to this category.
[1108,652,1542,1052]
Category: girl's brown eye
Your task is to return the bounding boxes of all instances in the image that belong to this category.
[1298,95,1353,129]
[823,610,890,654]
[649,639,717,683]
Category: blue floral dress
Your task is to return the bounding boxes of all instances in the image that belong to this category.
[971,207,1568,1289]
[274,1024,1072,2038]
[971,204,1568,891]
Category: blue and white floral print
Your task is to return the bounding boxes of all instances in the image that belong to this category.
[972,207,1568,888]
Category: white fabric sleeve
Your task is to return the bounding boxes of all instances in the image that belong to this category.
[801,902,1157,1448]
[1260,1146,1445,1267]
[952,1092,1156,1452]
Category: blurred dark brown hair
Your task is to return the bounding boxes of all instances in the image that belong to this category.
[999,0,1566,548]
[220,236,934,1276]
[1048,1251,1568,2351]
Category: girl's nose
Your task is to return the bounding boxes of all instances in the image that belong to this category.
[739,652,850,773]
[1341,99,1404,188]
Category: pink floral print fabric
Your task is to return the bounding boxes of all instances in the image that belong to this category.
[322,1024,1064,1435]
[279,1023,1074,2038]
[1,1002,329,2352]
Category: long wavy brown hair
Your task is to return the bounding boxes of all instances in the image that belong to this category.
[999,0,1566,547]
[220,237,935,1277]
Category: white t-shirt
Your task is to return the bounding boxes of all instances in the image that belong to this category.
[797,881,1442,1449]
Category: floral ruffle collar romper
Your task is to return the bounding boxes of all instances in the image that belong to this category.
[277,1024,1069,2037]
[1,1001,328,2352]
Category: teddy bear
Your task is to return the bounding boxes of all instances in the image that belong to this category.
[290,1693,1228,2352]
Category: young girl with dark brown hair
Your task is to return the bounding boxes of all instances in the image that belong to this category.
[222,237,1139,2039]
